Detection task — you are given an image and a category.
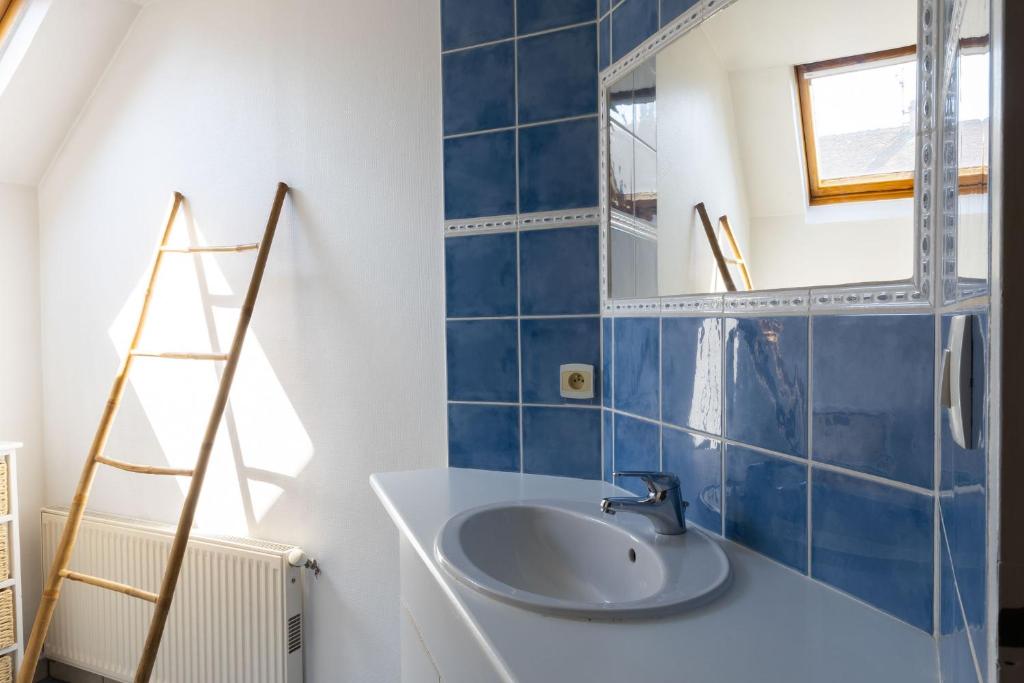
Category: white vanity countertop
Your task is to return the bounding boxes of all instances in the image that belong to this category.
[371,468,938,683]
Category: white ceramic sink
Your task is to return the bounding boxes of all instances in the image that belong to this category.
[434,499,731,619]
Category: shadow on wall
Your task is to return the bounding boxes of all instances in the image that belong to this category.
[108,198,313,536]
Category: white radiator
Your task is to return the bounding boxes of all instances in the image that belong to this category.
[40,507,304,683]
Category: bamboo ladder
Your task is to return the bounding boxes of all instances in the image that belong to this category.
[18,182,290,683]
[694,202,754,292]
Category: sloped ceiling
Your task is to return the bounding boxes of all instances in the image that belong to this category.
[0,0,141,186]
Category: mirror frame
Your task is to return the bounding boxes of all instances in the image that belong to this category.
[599,0,945,315]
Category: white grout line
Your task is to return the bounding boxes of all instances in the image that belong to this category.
[446,314,601,322]
[806,316,815,576]
[606,405,936,497]
[720,318,728,536]
[658,316,664,472]
[443,113,601,141]
[514,0,523,476]
[933,313,944,638]
[449,400,602,410]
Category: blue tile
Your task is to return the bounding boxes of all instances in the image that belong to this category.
[599,15,610,70]
[602,317,613,407]
[445,233,517,317]
[662,317,721,435]
[443,42,515,136]
[725,445,807,572]
[521,317,601,405]
[614,317,659,419]
[518,0,595,34]
[518,25,598,124]
[446,320,519,402]
[448,403,520,471]
[613,414,659,495]
[812,469,934,632]
[813,315,934,488]
[603,410,613,482]
[444,131,517,220]
[940,524,982,683]
[941,313,988,664]
[519,117,599,214]
[663,428,721,533]
[611,0,658,62]
[520,227,599,315]
[725,317,808,457]
[441,0,514,51]
[660,0,699,26]
[523,407,602,479]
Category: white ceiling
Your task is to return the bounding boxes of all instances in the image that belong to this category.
[702,0,918,72]
[0,0,141,186]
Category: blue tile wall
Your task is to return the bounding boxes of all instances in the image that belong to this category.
[940,313,988,680]
[725,317,808,458]
[518,0,594,34]
[442,43,516,136]
[614,317,660,419]
[813,315,934,488]
[660,0,700,27]
[448,403,520,471]
[446,320,519,402]
[812,469,934,631]
[662,427,721,533]
[518,25,598,124]
[611,0,658,62]
[445,232,517,317]
[662,316,721,435]
[441,0,991,651]
[441,0,514,51]
[519,118,600,213]
[614,414,660,495]
[520,226,599,315]
[725,445,807,572]
[521,317,601,405]
[443,132,517,220]
[523,406,601,479]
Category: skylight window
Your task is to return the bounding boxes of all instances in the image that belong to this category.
[796,46,918,205]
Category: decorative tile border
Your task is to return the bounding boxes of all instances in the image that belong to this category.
[444,208,600,237]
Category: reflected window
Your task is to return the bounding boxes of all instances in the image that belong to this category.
[796,46,918,205]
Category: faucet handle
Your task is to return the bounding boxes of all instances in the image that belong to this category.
[613,471,680,495]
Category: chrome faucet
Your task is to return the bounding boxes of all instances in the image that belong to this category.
[601,471,689,535]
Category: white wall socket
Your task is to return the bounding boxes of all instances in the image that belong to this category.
[559,363,594,400]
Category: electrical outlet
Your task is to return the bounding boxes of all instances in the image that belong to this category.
[559,364,594,399]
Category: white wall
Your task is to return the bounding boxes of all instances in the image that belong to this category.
[37,1,446,681]
[656,28,752,295]
[0,183,44,637]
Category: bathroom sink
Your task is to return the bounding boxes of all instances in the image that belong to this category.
[434,499,731,619]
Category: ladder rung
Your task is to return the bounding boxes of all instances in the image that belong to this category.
[161,243,259,253]
[60,570,159,603]
[724,257,745,265]
[129,350,229,361]
[96,456,194,477]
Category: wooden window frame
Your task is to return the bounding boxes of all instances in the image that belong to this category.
[797,44,989,206]
[0,0,25,46]
[796,45,921,206]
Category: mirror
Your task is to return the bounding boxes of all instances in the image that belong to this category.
[952,0,990,297]
[605,0,920,300]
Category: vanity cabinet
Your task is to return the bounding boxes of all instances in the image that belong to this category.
[399,538,502,683]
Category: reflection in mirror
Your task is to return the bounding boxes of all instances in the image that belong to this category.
[606,0,921,300]
[955,0,990,292]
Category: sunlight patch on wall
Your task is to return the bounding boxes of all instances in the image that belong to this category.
[109,212,312,536]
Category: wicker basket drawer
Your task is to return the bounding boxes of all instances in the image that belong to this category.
[0,653,11,683]
[0,525,8,582]
[0,589,14,651]
[0,461,8,517]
